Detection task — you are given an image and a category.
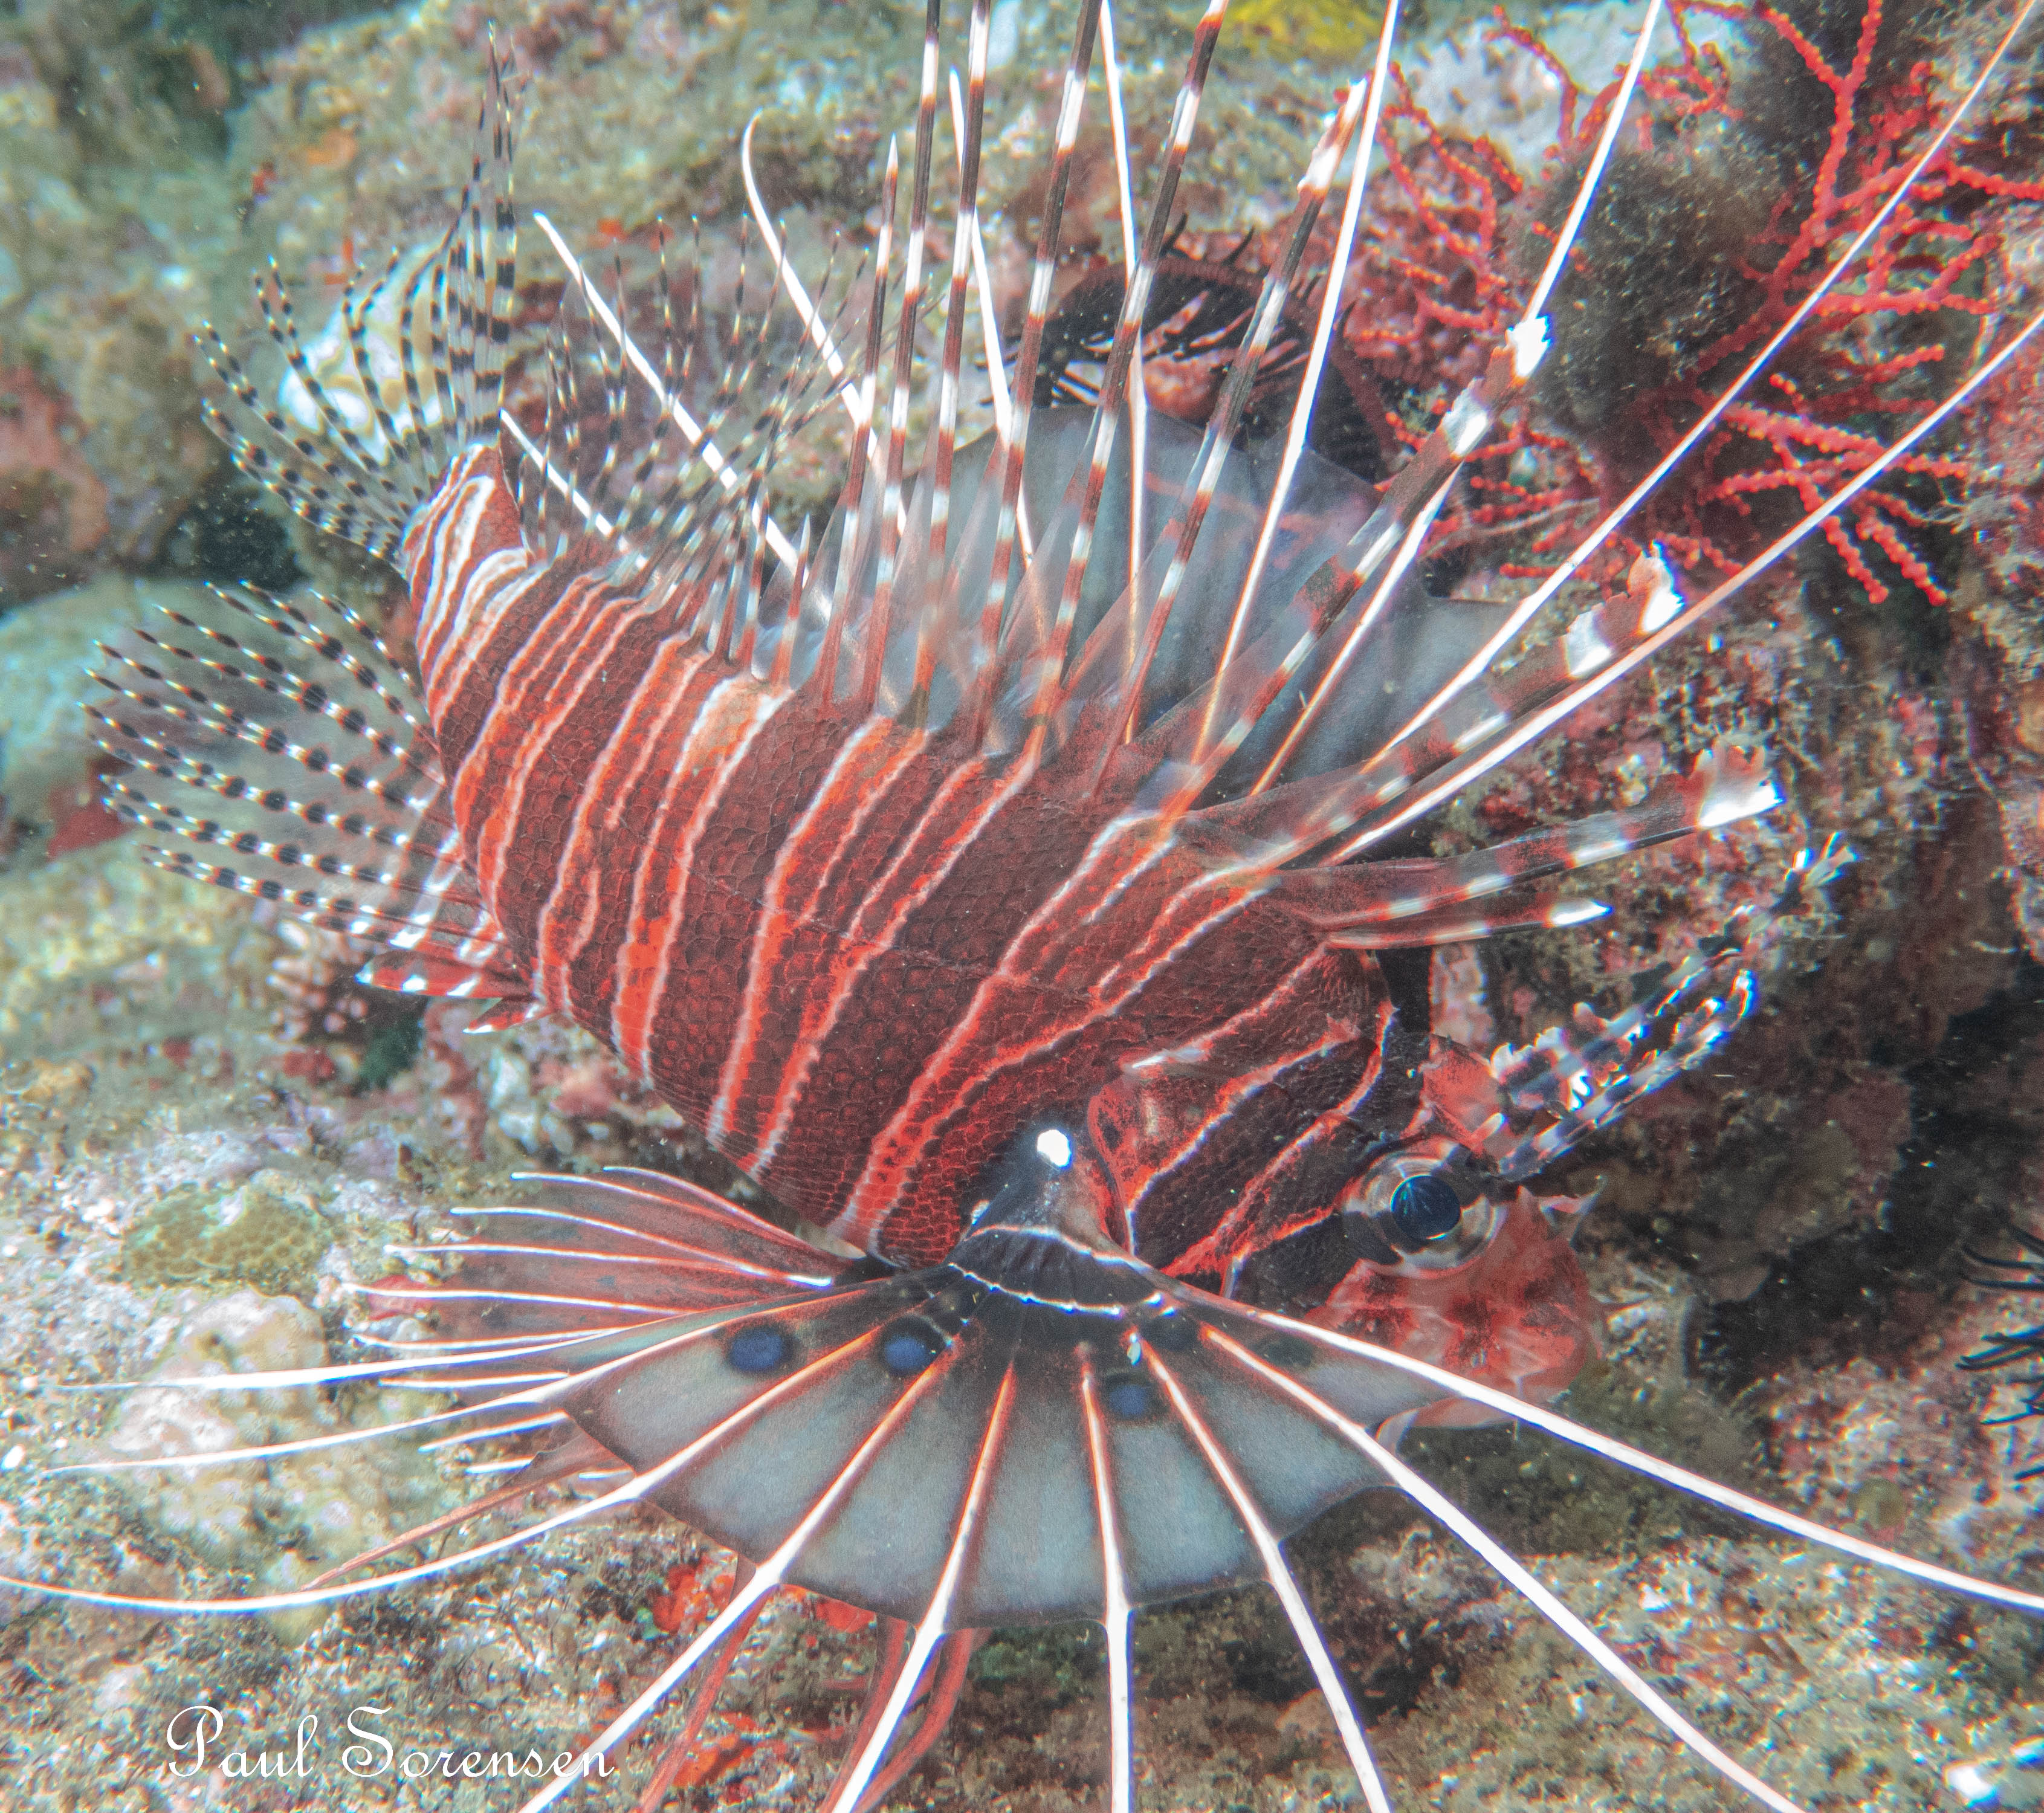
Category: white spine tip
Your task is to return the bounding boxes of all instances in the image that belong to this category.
[1551,899,1609,926]
[1633,542,1684,633]
[1507,315,1550,381]
[1698,776,1782,831]
[1440,386,1492,457]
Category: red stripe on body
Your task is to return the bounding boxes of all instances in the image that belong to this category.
[610,677,788,1079]
[424,555,549,735]
[445,570,625,899]
[1103,944,1366,1244]
[636,699,883,1131]
[1163,998,1400,1283]
[705,714,919,1149]
[566,654,734,1036]
[1136,1038,1384,1275]
[743,746,1056,1218]
[532,641,717,1010]
[402,447,531,701]
[731,726,978,1176]
[831,816,1274,1256]
[386,450,1426,1283]
[462,593,681,937]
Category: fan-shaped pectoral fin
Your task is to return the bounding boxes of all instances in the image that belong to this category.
[1140,1325,1399,1813]
[477,1122,1472,1812]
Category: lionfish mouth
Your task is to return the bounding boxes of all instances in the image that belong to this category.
[10,0,2044,1807]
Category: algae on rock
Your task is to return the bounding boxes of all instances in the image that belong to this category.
[98,1287,452,1640]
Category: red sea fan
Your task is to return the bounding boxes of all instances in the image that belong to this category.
[1322,0,2044,604]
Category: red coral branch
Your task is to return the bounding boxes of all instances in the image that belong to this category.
[1319,0,2043,604]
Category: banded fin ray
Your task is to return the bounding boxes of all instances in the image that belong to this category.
[502,1153,1433,1626]
[401,1168,861,1340]
[88,580,523,984]
[194,49,523,562]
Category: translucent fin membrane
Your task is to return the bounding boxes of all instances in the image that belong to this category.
[187,0,2043,910]
[86,581,526,1001]
[510,210,835,624]
[199,44,521,563]
[11,1156,2041,1813]
[176,0,2025,957]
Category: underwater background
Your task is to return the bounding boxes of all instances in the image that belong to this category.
[0,0,2041,1806]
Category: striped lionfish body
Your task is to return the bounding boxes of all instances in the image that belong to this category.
[40,3,2044,1811]
[398,428,1683,1287]
[404,440,1415,1278]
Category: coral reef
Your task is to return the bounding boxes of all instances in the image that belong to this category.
[0,2,233,578]
[0,574,156,878]
[119,1170,333,1297]
[0,0,2039,1810]
[0,361,108,606]
[1308,0,2044,608]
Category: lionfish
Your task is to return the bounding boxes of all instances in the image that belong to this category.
[15,0,2044,1808]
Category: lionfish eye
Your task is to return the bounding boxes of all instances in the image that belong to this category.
[1388,1172,1462,1247]
[726,1325,794,1375]
[1341,1142,1501,1272]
